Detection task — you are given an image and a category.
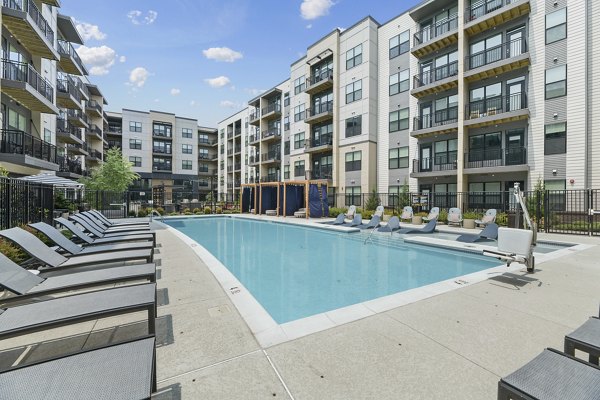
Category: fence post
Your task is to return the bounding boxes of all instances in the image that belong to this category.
[588,189,593,237]
[535,190,542,229]
[544,190,549,233]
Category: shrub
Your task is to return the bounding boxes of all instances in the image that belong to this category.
[328,207,347,217]
[156,207,165,215]
[137,208,147,217]
[216,207,222,214]
[184,210,192,215]
[168,211,178,216]
[204,206,212,214]
[496,212,508,226]
[416,211,428,217]
[192,208,200,214]
[365,188,380,211]
[61,229,73,239]
[437,209,448,223]
[362,210,374,220]
[463,211,482,220]
[0,238,28,264]
[128,210,137,217]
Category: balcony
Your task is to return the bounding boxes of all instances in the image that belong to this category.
[87,149,102,162]
[261,103,281,121]
[56,77,82,110]
[249,155,260,165]
[465,93,528,128]
[1,60,58,114]
[227,131,234,139]
[86,124,103,141]
[465,38,529,83]
[66,142,89,156]
[0,129,59,171]
[57,39,87,76]
[234,128,241,137]
[304,70,334,95]
[465,0,531,36]
[56,156,83,178]
[198,138,217,146]
[249,134,260,144]
[152,147,172,156]
[85,99,103,118]
[2,0,58,60]
[261,174,279,183]
[412,15,459,58]
[305,134,333,154]
[305,101,334,124]
[261,128,281,142]
[464,147,528,173]
[234,163,241,171]
[226,148,233,156]
[311,165,333,180]
[261,151,281,164]
[411,61,458,98]
[249,110,260,125]
[152,163,172,172]
[107,126,122,135]
[411,156,458,178]
[67,108,89,128]
[234,145,241,154]
[411,107,459,138]
[152,131,172,140]
[198,168,217,176]
[198,153,211,160]
[56,118,83,144]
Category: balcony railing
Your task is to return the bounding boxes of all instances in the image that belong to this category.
[57,77,81,102]
[249,134,259,143]
[0,129,58,164]
[466,93,527,120]
[412,155,458,173]
[261,103,281,115]
[234,128,241,136]
[2,59,54,102]
[466,37,527,70]
[234,145,241,153]
[312,165,333,180]
[198,138,217,145]
[89,149,103,160]
[414,61,458,88]
[306,100,333,119]
[261,152,281,162]
[249,110,260,121]
[152,147,172,155]
[198,153,211,160]
[152,163,172,171]
[306,70,334,89]
[308,133,333,148]
[234,163,241,170]
[414,14,458,46]
[413,106,458,130]
[261,174,279,183]
[57,118,82,139]
[227,131,233,139]
[57,39,86,71]
[465,146,527,168]
[86,99,103,114]
[3,0,54,43]
[67,108,89,125]
[261,129,281,140]
[466,0,516,22]
[89,124,102,137]
[57,156,82,175]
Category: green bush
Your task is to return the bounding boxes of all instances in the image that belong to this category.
[168,211,178,216]
[437,209,448,223]
[128,210,137,217]
[463,211,482,220]
[328,207,347,217]
[137,208,147,217]
[192,208,200,214]
[215,207,222,214]
[184,210,192,215]
[0,238,28,264]
[156,207,165,215]
[365,188,380,211]
[496,212,508,226]
[204,206,212,214]
[415,211,428,217]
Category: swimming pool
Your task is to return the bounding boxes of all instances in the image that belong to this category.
[165,217,502,324]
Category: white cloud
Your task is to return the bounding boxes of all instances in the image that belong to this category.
[154,98,160,103]
[245,88,265,96]
[170,88,181,96]
[306,24,313,29]
[76,45,116,75]
[204,76,230,88]
[220,100,239,108]
[202,47,243,63]
[119,55,126,63]
[190,100,198,107]
[127,10,158,25]
[300,0,334,20]
[129,67,150,87]
[75,19,107,41]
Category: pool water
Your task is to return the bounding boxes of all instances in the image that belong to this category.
[166,217,501,324]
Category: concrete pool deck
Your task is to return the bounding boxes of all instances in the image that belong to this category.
[0,217,598,399]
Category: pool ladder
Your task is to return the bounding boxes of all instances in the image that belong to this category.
[149,209,164,223]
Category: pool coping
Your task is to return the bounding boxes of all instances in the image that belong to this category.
[155,215,593,348]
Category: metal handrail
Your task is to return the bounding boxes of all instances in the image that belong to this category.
[466,92,527,119]
[414,14,458,46]
[413,106,458,130]
[466,0,516,22]
[413,61,458,88]
[0,129,58,163]
[466,37,527,70]
[3,0,54,43]
[2,59,54,101]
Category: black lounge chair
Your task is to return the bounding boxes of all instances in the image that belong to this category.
[68,215,156,244]
[456,223,499,243]
[55,217,155,247]
[378,216,400,232]
[0,336,157,397]
[498,348,600,399]
[396,218,437,234]
[73,213,150,234]
[564,316,600,365]
[0,228,153,271]
[360,215,381,230]
[0,252,155,304]
[83,211,150,231]
[88,209,149,227]
[29,223,154,255]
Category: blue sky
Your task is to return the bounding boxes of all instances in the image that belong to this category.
[63,0,421,127]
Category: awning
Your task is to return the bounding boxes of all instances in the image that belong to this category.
[18,173,84,188]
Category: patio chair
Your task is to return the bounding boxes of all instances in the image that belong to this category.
[378,216,400,232]
[324,214,345,225]
[422,207,440,222]
[345,214,362,227]
[345,205,357,221]
[456,223,499,243]
[0,252,155,304]
[564,316,600,365]
[360,214,381,230]
[475,209,497,227]
[447,207,463,227]
[55,218,155,247]
[396,218,437,234]
[0,336,157,398]
[69,214,156,245]
[498,348,600,399]
[75,213,150,234]
[29,223,154,256]
[374,205,385,218]
[400,206,413,222]
[88,210,149,228]
[0,228,153,272]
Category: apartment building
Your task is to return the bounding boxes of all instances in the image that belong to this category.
[219,0,599,208]
[1,1,107,179]
[106,109,218,197]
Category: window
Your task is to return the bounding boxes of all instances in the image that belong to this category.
[182,128,193,138]
[199,163,209,173]
[390,69,409,95]
[434,139,458,165]
[294,160,305,177]
[389,108,409,132]
[434,94,459,123]
[346,44,362,70]
[294,104,305,122]
[546,8,566,44]
[153,122,172,137]
[469,34,502,68]
[284,116,290,131]
[129,121,142,132]
[345,187,361,206]
[182,144,193,154]
[284,92,290,106]
[545,122,566,155]
[294,132,305,149]
[199,148,209,159]
[312,121,333,146]
[468,182,502,209]
[153,140,172,154]
[294,76,305,94]
[182,160,192,170]
[345,151,362,172]
[284,141,290,155]
[469,132,502,160]
[129,156,142,167]
[545,65,566,99]
[129,139,142,150]
[389,30,410,59]
[284,165,290,179]
[389,147,409,169]
[345,80,362,104]
[44,128,51,143]
[345,115,362,138]
[198,134,209,144]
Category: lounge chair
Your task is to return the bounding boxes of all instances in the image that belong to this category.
[475,209,497,227]
[447,207,463,227]
[0,252,155,304]
[75,213,150,233]
[0,336,157,397]
[564,316,600,365]
[360,215,381,230]
[88,210,149,227]
[69,214,156,245]
[400,206,413,222]
[29,222,154,255]
[55,217,155,247]
[396,218,437,234]
[345,205,357,222]
[265,209,277,216]
[498,348,600,399]
[378,216,400,232]
[294,208,307,218]
[456,223,499,243]
[374,205,385,218]
[345,214,362,227]
[325,214,346,225]
[0,228,153,271]
[422,207,440,222]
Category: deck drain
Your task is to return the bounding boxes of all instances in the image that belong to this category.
[208,305,232,317]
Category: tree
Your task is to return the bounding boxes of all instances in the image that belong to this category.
[399,178,410,208]
[365,188,381,211]
[0,165,8,177]
[79,148,139,191]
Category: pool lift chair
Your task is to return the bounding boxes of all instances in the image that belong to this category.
[482,183,537,273]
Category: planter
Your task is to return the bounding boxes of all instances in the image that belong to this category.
[463,219,476,229]
[411,216,423,225]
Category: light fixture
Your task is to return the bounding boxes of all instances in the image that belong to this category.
[553,57,558,63]
[553,113,558,119]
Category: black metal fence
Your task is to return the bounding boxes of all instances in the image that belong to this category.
[0,177,54,230]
